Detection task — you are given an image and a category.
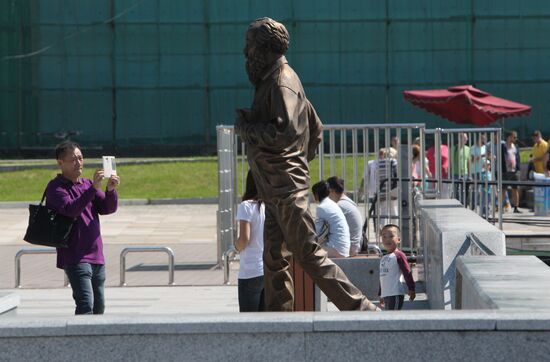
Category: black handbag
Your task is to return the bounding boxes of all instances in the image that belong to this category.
[23,191,75,248]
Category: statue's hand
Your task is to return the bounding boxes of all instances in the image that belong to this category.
[234,108,251,135]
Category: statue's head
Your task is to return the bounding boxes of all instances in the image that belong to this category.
[244,17,289,85]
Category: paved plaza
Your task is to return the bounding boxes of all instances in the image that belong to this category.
[0,204,223,290]
[0,203,245,315]
[0,202,547,316]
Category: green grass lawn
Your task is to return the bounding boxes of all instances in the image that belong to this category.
[0,149,535,202]
[0,161,219,201]
[1,156,371,202]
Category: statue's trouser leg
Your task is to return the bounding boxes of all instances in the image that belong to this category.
[263,191,372,311]
[262,204,294,311]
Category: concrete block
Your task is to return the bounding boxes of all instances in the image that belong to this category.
[305,330,550,362]
[0,293,19,315]
[0,318,67,337]
[332,257,380,300]
[150,198,217,205]
[417,199,505,309]
[312,310,497,331]
[2,312,550,361]
[456,256,550,311]
[118,199,149,206]
[65,313,314,335]
[0,333,306,362]
[315,257,380,311]
[496,312,550,330]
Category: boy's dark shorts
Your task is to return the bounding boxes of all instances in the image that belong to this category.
[503,171,520,189]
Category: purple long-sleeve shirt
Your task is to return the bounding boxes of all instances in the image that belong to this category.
[45,174,118,269]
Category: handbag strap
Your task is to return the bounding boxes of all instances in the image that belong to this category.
[39,189,47,206]
[29,189,48,222]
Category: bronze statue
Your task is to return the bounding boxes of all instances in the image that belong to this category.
[235,17,378,311]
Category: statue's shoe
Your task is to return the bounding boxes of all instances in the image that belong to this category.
[361,299,382,312]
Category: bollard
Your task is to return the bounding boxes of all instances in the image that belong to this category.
[223,249,238,285]
[120,246,175,286]
[15,248,69,288]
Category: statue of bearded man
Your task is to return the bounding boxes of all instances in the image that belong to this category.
[235,17,379,312]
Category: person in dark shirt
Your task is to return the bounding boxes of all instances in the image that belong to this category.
[501,131,521,213]
[46,141,120,314]
[235,17,378,311]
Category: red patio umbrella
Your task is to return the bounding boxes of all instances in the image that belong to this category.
[403,85,531,126]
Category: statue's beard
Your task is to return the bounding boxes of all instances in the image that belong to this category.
[245,52,268,86]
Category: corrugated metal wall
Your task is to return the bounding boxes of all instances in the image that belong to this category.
[1,0,31,151]
[1,0,549,155]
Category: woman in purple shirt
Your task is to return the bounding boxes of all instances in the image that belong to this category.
[46,141,120,315]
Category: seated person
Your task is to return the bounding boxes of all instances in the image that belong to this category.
[326,176,363,256]
[312,181,350,258]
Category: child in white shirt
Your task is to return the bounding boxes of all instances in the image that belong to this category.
[379,224,415,310]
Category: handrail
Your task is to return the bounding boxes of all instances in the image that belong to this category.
[120,246,175,286]
[223,248,239,285]
[424,127,502,133]
[15,248,69,288]
[218,123,429,261]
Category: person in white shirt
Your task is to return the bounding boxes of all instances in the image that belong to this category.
[234,171,265,312]
[411,144,431,189]
[469,133,488,211]
[359,148,399,230]
[376,149,399,226]
[312,181,350,258]
[470,133,487,179]
[359,158,378,203]
[378,224,415,310]
[326,176,363,256]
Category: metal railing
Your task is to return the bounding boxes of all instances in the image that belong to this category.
[217,124,516,292]
[15,248,69,288]
[119,246,175,286]
[217,126,238,267]
[223,248,239,285]
[320,124,425,252]
[217,123,426,259]
[422,127,503,229]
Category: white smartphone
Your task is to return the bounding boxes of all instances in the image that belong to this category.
[102,156,117,178]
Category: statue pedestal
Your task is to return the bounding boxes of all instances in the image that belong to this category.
[291,257,315,311]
